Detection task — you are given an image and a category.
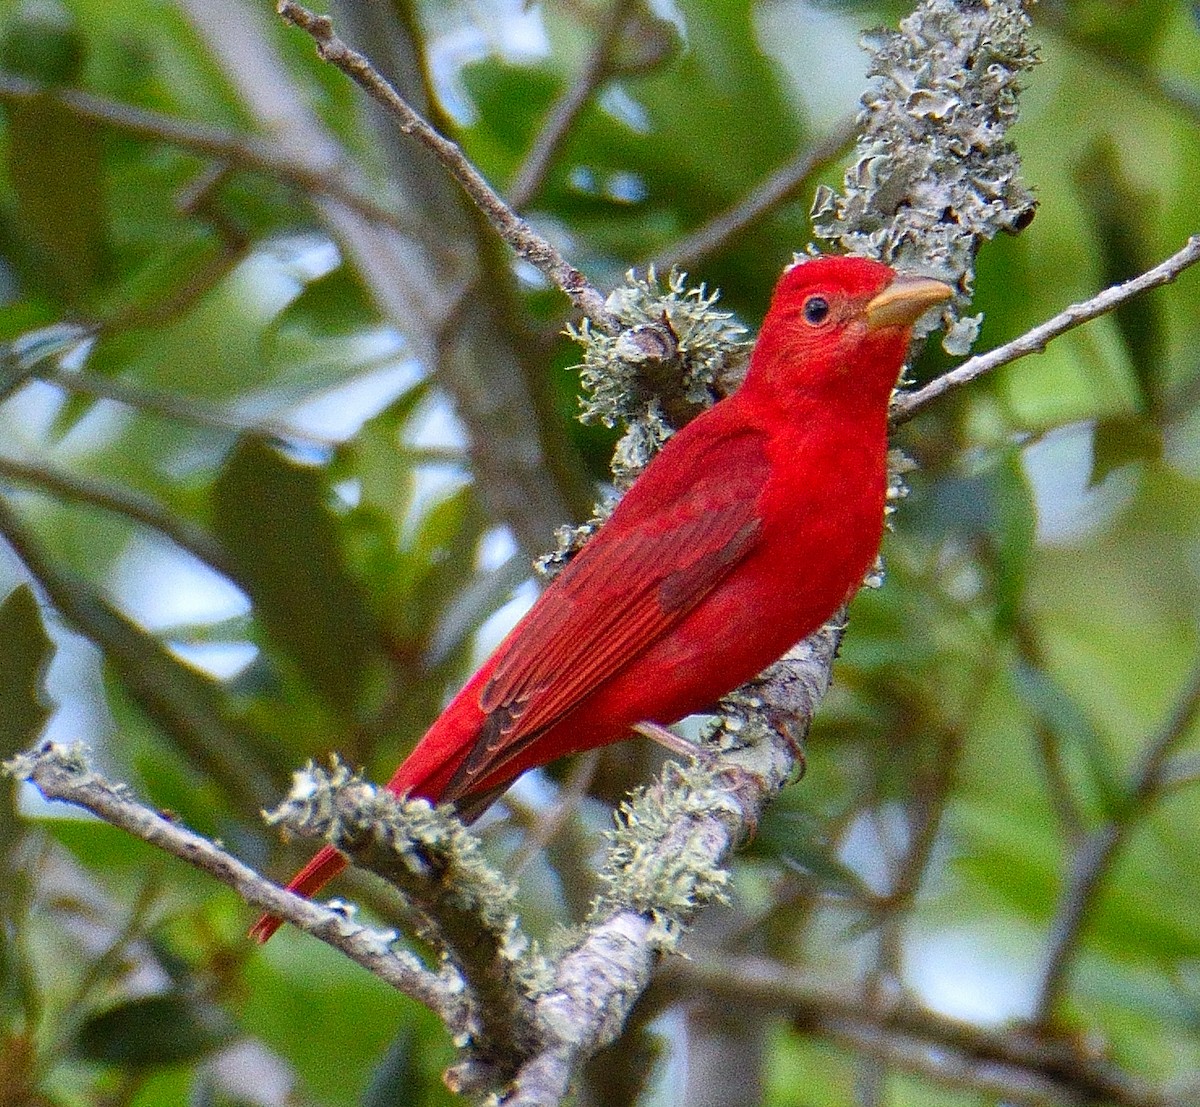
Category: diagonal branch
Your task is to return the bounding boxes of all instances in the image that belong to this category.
[507,0,640,211]
[653,117,858,272]
[0,456,233,578]
[266,762,541,1087]
[489,625,844,1104]
[0,72,418,239]
[4,741,471,1030]
[276,0,614,329]
[891,234,1200,425]
[1033,659,1200,1023]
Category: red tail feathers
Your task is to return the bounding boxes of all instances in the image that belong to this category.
[249,844,349,943]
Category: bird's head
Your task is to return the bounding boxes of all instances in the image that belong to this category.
[744,255,953,410]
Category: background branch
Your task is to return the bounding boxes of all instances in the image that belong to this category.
[891,234,1200,424]
[662,954,1177,1107]
[507,0,640,210]
[5,742,470,1027]
[0,72,420,239]
[277,0,613,329]
[1033,659,1200,1023]
[653,117,857,272]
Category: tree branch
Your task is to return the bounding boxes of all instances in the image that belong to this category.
[38,364,340,447]
[4,741,471,1031]
[276,1,614,329]
[663,953,1178,1107]
[1033,659,1200,1023]
[891,234,1200,425]
[0,455,233,578]
[653,117,857,272]
[493,623,843,1103]
[266,761,541,1087]
[507,0,640,211]
[0,72,420,240]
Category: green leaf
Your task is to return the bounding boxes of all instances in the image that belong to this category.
[0,0,84,84]
[989,448,1037,632]
[6,97,109,308]
[361,1028,421,1107]
[73,994,233,1066]
[212,439,382,714]
[1014,661,1126,822]
[0,584,55,759]
[2,2,107,308]
[390,485,488,648]
[1074,140,1166,416]
[0,499,280,812]
[267,264,380,345]
[1090,414,1163,486]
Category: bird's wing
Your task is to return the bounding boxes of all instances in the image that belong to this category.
[441,422,769,800]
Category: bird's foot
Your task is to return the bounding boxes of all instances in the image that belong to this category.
[632,720,708,760]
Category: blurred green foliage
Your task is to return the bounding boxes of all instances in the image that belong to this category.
[0,0,1198,1104]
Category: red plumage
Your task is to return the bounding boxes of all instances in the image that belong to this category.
[250,255,951,942]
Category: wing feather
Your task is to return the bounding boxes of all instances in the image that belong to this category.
[442,424,770,799]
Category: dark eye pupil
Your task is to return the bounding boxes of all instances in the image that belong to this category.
[803,296,829,324]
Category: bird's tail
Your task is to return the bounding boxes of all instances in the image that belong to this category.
[248,845,348,944]
[249,668,496,943]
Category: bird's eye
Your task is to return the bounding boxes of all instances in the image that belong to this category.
[803,296,830,325]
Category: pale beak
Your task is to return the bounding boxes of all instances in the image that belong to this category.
[864,273,954,331]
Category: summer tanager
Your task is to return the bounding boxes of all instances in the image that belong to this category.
[250,255,951,942]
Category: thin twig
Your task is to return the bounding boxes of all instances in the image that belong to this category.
[508,749,601,879]
[654,116,858,272]
[0,72,418,240]
[38,367,340,448]
[0,456,234,577]
[5,741,471,1030]
[891,234,1200,425]
[276,1,614,329]
[663,953,1176,1107]
[507,0,639,210]
[1034,660,1200,1022]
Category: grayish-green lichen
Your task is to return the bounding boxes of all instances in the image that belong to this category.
[572,270,747,430]
[812,0,1038,355]
[4,739,91,782]
[568,269,748,478]
[592,760,739,948]
[542,271,748,579]
[267,759,514,921]
[266,760,545,987]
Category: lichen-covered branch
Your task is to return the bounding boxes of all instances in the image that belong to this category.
[276,0,613,329]
[266,762,543,1086]
[890,233,1200,424]
[491,625,844,1105]
[3,742,470,1030]
[812,0,1038,355]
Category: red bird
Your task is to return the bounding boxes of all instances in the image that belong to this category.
[251,255,951,942]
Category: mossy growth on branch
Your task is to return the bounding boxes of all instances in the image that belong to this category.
[812,0,1038,355]
[266,759,545,991]
[591,760,739,949]
[543,270,748,577]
